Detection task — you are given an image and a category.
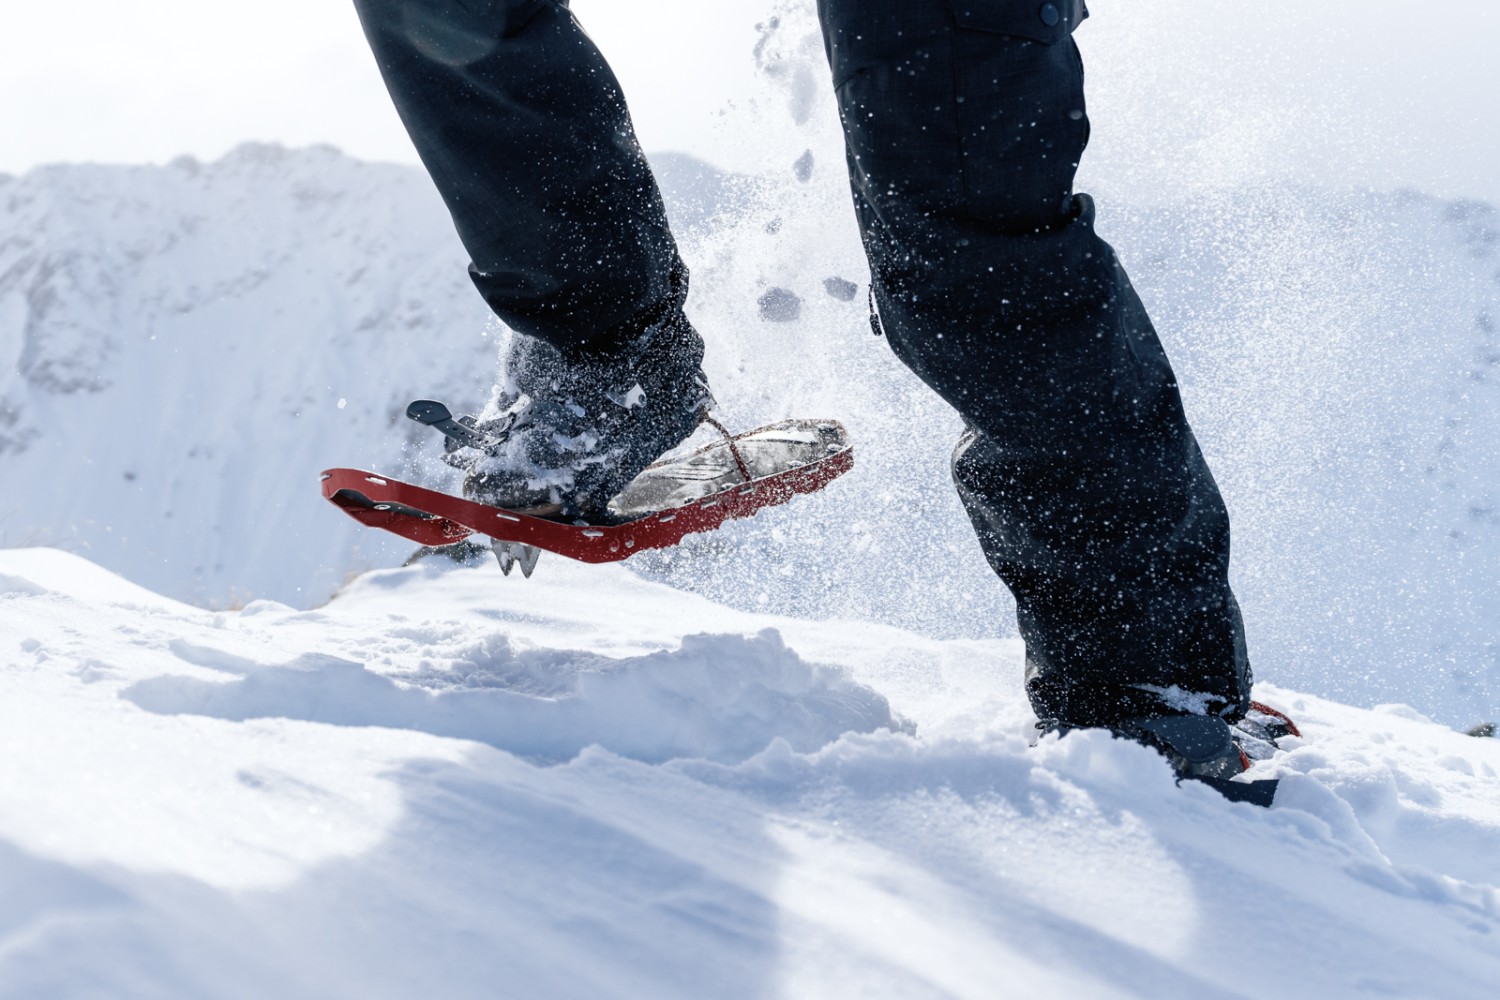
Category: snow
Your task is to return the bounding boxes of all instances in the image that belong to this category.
[2,546,1499,997]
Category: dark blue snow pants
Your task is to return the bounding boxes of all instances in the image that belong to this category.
[353,0,1252,727]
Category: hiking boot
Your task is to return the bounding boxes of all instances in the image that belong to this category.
[441,309,713,518]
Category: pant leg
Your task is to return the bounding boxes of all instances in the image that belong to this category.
[816,0,1251,726]
[352,0,687,356]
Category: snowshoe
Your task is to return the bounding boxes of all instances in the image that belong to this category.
[321,401,853,577]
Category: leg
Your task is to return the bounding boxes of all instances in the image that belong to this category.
[352,0,689,357]
[353,0,709,513]
[817,0,1250,726]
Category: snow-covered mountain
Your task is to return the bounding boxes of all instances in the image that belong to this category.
[0,142,764,606]
[2,547,1498,998]
[0,143,489,607]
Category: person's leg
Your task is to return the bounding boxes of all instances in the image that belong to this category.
[353,0,688,356]
[816,0,1251,726]
[353,0,708,514]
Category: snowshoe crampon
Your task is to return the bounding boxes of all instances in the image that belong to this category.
[321,414,852,576]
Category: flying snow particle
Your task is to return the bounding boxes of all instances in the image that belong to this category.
[823,277,858,301]
[793,150,814,183]
[758,288,802,323]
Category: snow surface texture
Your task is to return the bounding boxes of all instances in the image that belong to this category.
[0,10,1496,720]
[2,546,1499,998]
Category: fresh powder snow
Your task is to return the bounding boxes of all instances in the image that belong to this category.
[2,548,1499,997]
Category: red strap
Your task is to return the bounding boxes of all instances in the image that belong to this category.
[1250,700,1302,739]
[703,415,752,483]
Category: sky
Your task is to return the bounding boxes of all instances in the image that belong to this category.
[1,1,1497,204]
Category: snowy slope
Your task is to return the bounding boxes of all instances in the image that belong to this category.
[2,546,1499,999]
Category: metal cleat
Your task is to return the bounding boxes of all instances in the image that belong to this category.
[493,540,541,578]
[407,399,508,454]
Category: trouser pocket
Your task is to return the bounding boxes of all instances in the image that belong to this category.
[819,0,1091,236]
[949,0,1088,41]
[946,0,1090,227]
[820,0,968,222]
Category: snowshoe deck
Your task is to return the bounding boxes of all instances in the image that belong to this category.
[321,418,852,570]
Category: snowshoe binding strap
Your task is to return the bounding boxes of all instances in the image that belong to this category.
[702,414,752,483]
[406,399,509,455]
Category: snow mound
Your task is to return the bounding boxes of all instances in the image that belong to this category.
[122,629,905,766]
[0,547,193,611]
[3,548,1500,997]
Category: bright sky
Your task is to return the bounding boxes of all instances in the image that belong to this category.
[3,1,1497,204]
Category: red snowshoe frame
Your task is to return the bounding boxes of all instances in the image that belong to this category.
[321,418,853,568]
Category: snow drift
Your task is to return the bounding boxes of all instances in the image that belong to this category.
[2,546,1498,998]
[121,628,904,767]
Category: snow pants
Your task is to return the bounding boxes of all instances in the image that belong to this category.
[352,0,1252,726]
